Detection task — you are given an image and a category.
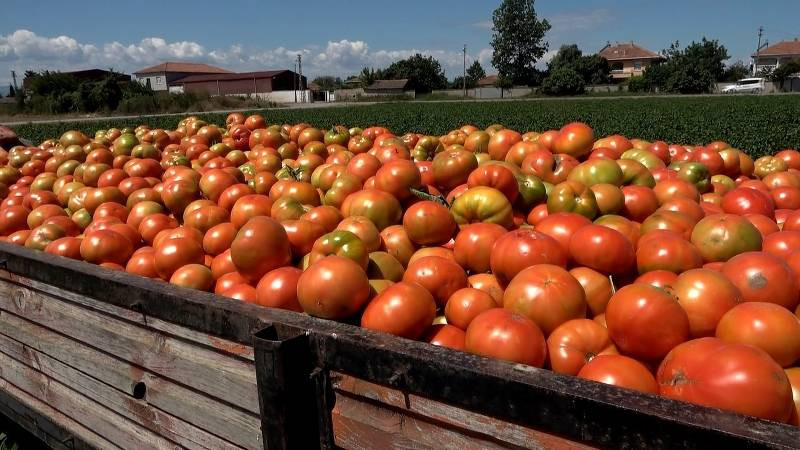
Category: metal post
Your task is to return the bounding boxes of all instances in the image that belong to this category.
[298,54,304,103]
[754,26,763,76]
[463,44,467,98]
[252,324,334,450]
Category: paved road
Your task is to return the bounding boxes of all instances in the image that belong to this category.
[3,93,796,126]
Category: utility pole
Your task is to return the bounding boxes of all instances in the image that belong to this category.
[297,54,304,103]
[294,60,298,103]
[754,26,769,76]
[463,44,467,98]
[11,70,18,91]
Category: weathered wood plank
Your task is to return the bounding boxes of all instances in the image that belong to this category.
[0,383,107,450]
[0,332,244,450]
[334,375,595,450]
[332,393,518,450]
[0,304,262,449]
[0,280,260,414]
[0,270,254,361]
[0,351,179,449]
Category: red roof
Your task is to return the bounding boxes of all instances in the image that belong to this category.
[477,75,498,86]
[599,42,664,61]
[133,61,232,75]
[173,70,290,83]
[754,39,800,57]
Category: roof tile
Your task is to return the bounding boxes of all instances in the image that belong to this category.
[134,61,232,75]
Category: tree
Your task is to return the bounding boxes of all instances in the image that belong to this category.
[770,59,800,84]
[665,65,715,94]
[7,84,14,97]
[541,67,585,95]
[681,38,729,81]
[467,60,486,85]
[382,54,447,92]
[312,76,343,90]
[490,0,551,85]
[359,67,379,87]
[547,44,610,86]
[640,38,729,93]
[722,61,750,82]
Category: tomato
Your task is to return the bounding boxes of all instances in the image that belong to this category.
[503,264,587,335]
[534,213,591,253]
[552,122,594,158]
[771,186,800,210]
[44,236,82,259]
[452,223,507,274]
[361,281,437,339]
[403,256,468,308]
[716,302,800,367]
[722,187,775,218]
[569,267,613,316]
[374,159,422,201]
[254,267,303,311]
[467,163,519,203]
[521,149,578,185]
[690,214,762,263]
[578,354,658,394]
[636,231,703,274]
[465,308,547,367]
[125,247,159,278]
[424,324,466,351]
[335,216,381,252]
[432,148,478,191]
[297,255,370,319]
[230,217,292,282]
[402,200,456,246]
[309,230,368,268]
[618,159,656,187]
[366,251,404,281]
[487,129,522,161]
[621,185,659,222]
[449,186,513,228]
[547,180,598,219]
[606,283,690,360]
[569,225,635,275]
[640,210,697,240]
[341,189,402,231]
[787,368,800,425]
[490,229,567,286]
[138,214,178,246]
[763,231,800,261]
[657,337,794,422]
[79,229,133,266]
[444,288,498,330]
[671,268,742,338]
[590,183,625,215]
[568,158,624,187]
[170,264,213,291]
[722,251,799,310]
[547,319,613,375]
[0,205,31,235]
[152,236,204,280]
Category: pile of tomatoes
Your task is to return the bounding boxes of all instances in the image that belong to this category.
[1,114,800,424]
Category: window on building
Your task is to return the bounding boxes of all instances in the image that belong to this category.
[634,60,642,70]
[157,76,164,85]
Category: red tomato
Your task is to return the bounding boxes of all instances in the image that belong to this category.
[672,268,742,338]
[444,287,498,330]
[577,354,658,394]
[533,212,591,253]
[170,264,213,291]
[569,225,635,275]
[230,217,291,282]
[424,324,466,351]
[153,236,204,280]
[636,230,703,274]
[722,187,775,218]
[453,223,507,274]
[547,319,613,375]
[690,214,762,263]
[569,267,614,316]
[716,302,800,367]
[361,281,437,339]
[722,251,800,310]
[605,284,690,360]
[297,256,370,319]
[657,337,794,422]
[490,229,567,286]
[402,200,456,246]
[763,231,800,260]
[634,270,678,289]
[465,308,547,367]
[80,229,133,266]
[403,256,468,308]
[502,264,587,335]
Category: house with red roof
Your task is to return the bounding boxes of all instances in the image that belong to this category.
[753,39,800,75]
[599,42,665,80]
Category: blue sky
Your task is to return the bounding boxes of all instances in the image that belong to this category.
[1,0,798,92]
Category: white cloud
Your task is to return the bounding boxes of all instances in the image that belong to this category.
[472,20,493,29]
[0,29,496,86]
[548,9,613,32]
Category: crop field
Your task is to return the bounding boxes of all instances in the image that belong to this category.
[9,95,800,156]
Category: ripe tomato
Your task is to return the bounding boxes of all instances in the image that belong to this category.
[569,225,635,275]
[534,212,591,254]
[444,288,498,330]
[153,236,204,280]
[297,256,370,319]
[449,186,514,229]
[361,281,437,339]
[690,214,762,263]
[547,319,613,375]
[636,230,703,274]
[490,229,567,286]
[453,223,507,274]
[577,354,658,394]
[465,308,547,367]
[671,268,742,338]
[402,200,456,246]
[170,264,213,291]
[722,251,800,310]
[230,217,291,282]
[80,229,133,266]
[569,267,614,316]
[763,231,800,261]
[552,122,594,158]
[716,302,800,367]
[657,337,794,422]
[722,187,775,218]
[403,256,468,308]
[620,185,659,222]
[424,324,466,351]
[202,222,238,256]
[467,163,519,203]
[341,189,403,231]
[503,264,587,335]
[605,284,690,360]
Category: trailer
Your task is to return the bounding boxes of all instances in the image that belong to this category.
[0,241,797,449]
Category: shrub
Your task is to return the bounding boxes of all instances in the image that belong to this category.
[541,68,585,96]
[627,76,650,93]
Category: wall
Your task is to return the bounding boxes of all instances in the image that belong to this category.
[135,74,168,91]
[181,78,273,96]
[586,84,629,93]
[332,88,416,100]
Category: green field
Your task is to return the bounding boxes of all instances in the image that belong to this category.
[10,95,800,156]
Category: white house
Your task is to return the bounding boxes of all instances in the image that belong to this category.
[752,39,800,75]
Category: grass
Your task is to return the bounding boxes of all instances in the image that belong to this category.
[9,95,800,155]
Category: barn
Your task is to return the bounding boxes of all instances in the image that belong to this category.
[172,70,309,102]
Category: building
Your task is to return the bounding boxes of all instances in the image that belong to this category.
[753,39,800,75]
[363,79,415,97]
[599,42,665,80]
[477,75,498,87]
[22,68,131,91]
[133,62,232,92]
[173,70,309,102]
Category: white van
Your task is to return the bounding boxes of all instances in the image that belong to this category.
[722,78,765,94]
